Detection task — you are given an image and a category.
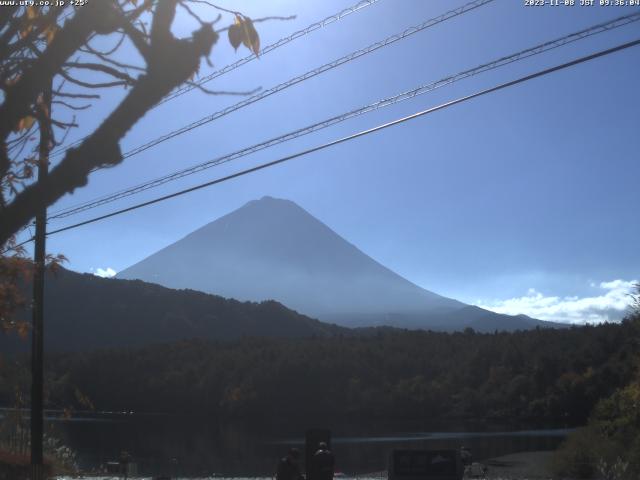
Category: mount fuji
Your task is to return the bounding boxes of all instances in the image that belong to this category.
[118,196,558,331]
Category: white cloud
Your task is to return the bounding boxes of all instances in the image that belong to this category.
[476,279,638,324]
[92,267,117,278]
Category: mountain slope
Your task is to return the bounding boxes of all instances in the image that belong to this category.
[118,196,558,331]
[0,267,345,353]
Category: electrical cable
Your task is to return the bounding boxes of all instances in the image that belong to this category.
[48,11,640,220]
[48,0,495,164]
[40,38,640,239]
[48,0,382,157]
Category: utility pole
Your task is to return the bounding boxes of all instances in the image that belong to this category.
[31,84,51,480]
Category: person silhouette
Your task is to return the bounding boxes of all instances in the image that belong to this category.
[276,448,305,480]
[460,446,472,467]
[119,451,131,480]
[313,442,335,480]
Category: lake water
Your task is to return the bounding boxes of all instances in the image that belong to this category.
[41,414,572,478]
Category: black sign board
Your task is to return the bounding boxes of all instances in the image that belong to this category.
[389,449,462,480]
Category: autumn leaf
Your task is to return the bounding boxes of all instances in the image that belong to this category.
[20,6,38,39]
[43,25,57,44]
[14,116,36,132]
[16,321,30,339]
[37,94,50,119]
[26,6,38,20]
[228,16,243,51]
[240,17,260,56]
[228,15,260,57]
[20,24,32,39]
[5,74,21,87]
[22,164,33,179]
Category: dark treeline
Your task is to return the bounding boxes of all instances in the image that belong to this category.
[2,317,637,426]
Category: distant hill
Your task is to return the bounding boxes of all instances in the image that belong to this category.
[0,267,345,353]
[332,306,562,332]
[119,196,562,331]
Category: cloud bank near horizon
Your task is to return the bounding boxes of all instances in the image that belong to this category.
[91,267,117,278]
[477,279,638,324]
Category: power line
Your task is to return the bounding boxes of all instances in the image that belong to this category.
[49,0,496,219]
[42,37,640,238]
[118,0,495,160]
[49,0,382,158]
[48,11,640,221]
[49,0,496,165]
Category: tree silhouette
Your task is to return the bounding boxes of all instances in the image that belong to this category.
[0,1,267,246]
[0,1,276,331]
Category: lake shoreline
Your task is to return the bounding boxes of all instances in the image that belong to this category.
[481,450,554,479]
[50,450,558,480]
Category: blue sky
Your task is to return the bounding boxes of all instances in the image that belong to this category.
[26,0,640,323]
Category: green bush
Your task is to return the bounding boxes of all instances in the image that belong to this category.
[552,381,640,479]
[552,427,600,479]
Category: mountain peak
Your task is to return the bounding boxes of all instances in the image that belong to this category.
[117,198,552,331]
[243,195,306,208]
[249,195,294,206]
[259,195,284,202]
[118,197,462,321]
[229,195,312,222]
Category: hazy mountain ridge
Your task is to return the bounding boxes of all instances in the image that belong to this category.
[118,196,561,331]
[0,268,562,355]
[0,267,346,353]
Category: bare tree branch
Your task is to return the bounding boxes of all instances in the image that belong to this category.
[81,30,127,57]
[216,15,297,33]
[52,100,91,111]
[186,81,261,97]
[53,90,100,99]
[50,118,78,129]
[80,44,146,72]
[0,7,64,59]
[0,0,292,252]
[0,2,112,149]
[0,6,220,246]
[119,14,151,61]
[58,69,130,89]
[63,61,137,84]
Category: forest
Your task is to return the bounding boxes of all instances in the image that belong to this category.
[1,314,638,426]
[1,299,639,478]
